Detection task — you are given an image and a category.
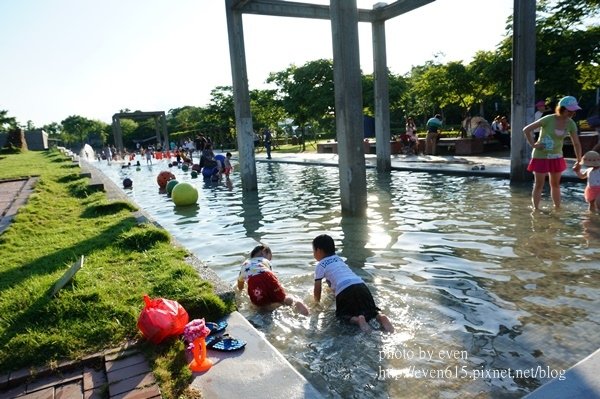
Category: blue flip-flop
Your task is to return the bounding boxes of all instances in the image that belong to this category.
[205,333,246,352]
[205,321,227,335]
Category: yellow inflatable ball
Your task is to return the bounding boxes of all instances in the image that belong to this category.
[171,182,198,206]
[157,171,176,189]
[166,179,179,196]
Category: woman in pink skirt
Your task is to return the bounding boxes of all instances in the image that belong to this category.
[523,96,582,210]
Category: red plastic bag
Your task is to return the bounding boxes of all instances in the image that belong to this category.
[137,294,189,344]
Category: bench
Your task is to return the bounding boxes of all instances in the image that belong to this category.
[563,131,599,157]
[436,137,502,155]
[317,141,404,155]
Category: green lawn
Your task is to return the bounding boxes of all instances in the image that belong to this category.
[0,149,234,398]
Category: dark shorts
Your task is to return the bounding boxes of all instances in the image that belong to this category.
[335,283,380,322]
[247,271,286,306]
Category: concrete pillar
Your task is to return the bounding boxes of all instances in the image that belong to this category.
[161,114,168,148]
[153,116,161,145]
[372,10,391,172]
[225,0,257,192]
[112,116,124,154]
[510,0,535,182]
[331,0,367,216]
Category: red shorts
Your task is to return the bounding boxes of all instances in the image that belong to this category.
[247,272,286,306]
[527,157,567,174]
[585,186,600,203]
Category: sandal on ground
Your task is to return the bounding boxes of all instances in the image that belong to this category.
[205,333,246,352]
[205,320,228,335]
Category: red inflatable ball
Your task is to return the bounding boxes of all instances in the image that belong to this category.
[157,171,176,189]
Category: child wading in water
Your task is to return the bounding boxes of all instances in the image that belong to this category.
[576,150,600,212]
[237,245,309,315]
[312,234,394,333]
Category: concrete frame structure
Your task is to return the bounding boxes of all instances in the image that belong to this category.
[225,0,435,215]
[111,111,168,154]
[225,0,534,213]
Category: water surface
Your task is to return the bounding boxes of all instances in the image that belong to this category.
[93,157,600,399]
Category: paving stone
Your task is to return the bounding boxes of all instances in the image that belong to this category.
[55,381,83,399]
[83,366,107,391]
[108,373,156,397]
[104,347,139,362]
[19,387,54,399]
[107,362,151,384]
[84,388,106,399]
[110,385,161,399]
[8,368,31,386]
[27,368,83,392]
[0,383,27,398]
[105,354,146,374]
[0,372,9,389]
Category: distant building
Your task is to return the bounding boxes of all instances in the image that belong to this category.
[25,129,49,150]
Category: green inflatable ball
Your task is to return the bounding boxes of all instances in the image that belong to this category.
[166,179,179,196]
[181,164,189,172]
[171,182,198,206]
[191,170,198,179]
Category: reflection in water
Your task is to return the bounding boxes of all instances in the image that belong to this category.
[91,159,600,398]
[240,190,263,242]
[340,215,374,271]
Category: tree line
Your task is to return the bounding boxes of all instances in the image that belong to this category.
[1,0,597,150]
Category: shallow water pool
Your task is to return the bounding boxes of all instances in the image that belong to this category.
[93,157,600,399]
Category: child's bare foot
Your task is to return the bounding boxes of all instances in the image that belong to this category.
[294,301,310,316]
[377,314,394,333]
[352,315,372,333]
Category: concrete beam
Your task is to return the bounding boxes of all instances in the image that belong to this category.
[112,111,166,119]
[373,0,436,21]
[238,0,374,22]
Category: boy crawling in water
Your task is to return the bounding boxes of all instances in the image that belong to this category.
[238,244,309,315]
[312,234,394,333]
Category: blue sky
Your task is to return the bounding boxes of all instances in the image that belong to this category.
[0,0,513,127]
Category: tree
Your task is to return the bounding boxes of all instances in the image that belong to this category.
[42,122,62,137]
[250,88,286,133]
[497,0,600,105]
[61,115,109,148]
[0,110,17,133]
[267,59,335,133]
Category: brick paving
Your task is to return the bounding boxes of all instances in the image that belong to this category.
[0,178,37,235]
[0,344,160,399]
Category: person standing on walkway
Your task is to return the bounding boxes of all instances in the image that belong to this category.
[523,95,583,210]
[425,114,442,155]
[264,128,273,159]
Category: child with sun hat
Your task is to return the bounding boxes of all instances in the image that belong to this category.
[576,150,600,212]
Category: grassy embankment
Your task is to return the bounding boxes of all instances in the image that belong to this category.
[0,149,235,398]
